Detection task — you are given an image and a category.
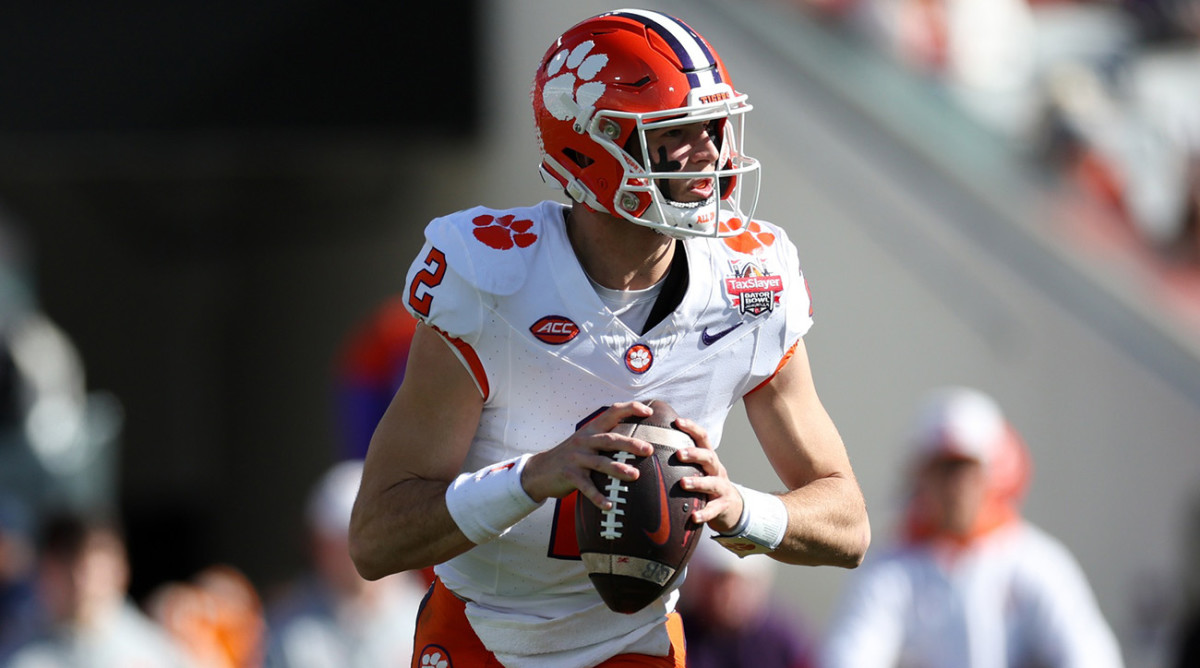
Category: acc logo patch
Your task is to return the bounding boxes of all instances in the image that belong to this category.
[530,315,580,345]
[418,644,452,667]
[625,344,653,374]
[724,262,783,317]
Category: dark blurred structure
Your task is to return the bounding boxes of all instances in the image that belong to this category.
[0,2,479,135]
[0,212,123,527]
[0,0,481,602]
[1173,492,1200,668]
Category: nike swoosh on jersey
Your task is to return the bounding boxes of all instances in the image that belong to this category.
[643,454,672,546]
[701,322,743,346]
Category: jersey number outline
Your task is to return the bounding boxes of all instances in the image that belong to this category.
[547,493,582,560]
[408,246,447,317]
[546,406,611,560]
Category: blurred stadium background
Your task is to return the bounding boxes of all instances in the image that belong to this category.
[1,1,1198,666]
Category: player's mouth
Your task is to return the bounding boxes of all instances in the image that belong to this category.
[685,177,714,200]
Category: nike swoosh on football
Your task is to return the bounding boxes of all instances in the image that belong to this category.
[701,322,743,346]
[643,454,672,546]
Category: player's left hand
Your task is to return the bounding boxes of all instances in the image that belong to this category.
[673,417,744,534]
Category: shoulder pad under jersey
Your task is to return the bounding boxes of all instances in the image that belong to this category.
[423,204,550,297]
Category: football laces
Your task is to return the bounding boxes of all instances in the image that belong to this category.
[599,451,635,539]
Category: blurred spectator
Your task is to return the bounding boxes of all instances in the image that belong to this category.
[832,0,1134,140]
[0,493,37,651]
[262,459,425,667]
[147,564,266,668]
[1048,3,1200,256]
[332,297,435,589]
[0,511,194,667]
[795,0,1198,261]
[680,534,816,668]
[820,386,1123,668]
[334,296,418,460]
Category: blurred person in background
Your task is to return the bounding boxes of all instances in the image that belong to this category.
[0,493,37,652]
[333,299,435,590]
[1047,0,1200,259]
[796,0,1199,261]
[818,0,1136,143]
[334,296,419,462]
[679,533,816,668]
[147,564,266,668]
[0,510,195,667]
[263,459,424,668]
[820,387,1123,668]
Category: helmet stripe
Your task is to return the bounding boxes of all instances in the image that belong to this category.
[610,9,722,88]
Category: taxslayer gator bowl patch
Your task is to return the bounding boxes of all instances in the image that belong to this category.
[724,261,783,317]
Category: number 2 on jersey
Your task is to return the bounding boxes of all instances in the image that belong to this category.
[547,493,582,560]
[408,247,447,317]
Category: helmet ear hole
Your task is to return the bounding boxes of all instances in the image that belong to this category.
[563,148,595,169]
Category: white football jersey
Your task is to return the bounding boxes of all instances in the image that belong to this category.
[403,200,812,668]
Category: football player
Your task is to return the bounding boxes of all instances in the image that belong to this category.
[350,9,870,668]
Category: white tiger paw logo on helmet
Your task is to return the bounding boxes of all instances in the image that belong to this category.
[542,40,609,124]
[417,646,450,668]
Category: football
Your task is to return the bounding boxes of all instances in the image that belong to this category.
[576,399,708,614]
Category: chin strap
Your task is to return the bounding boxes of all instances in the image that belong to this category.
[539,157,607,214]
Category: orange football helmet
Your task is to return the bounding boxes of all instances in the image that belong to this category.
[532,9,760,238]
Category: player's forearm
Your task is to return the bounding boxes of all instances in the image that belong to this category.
[349,477,475,580]
[774,474,870,568]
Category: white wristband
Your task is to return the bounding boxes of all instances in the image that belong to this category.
[445,454,542,545]
[712,484,789,556]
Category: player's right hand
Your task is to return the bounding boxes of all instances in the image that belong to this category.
[521,401,656,509]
